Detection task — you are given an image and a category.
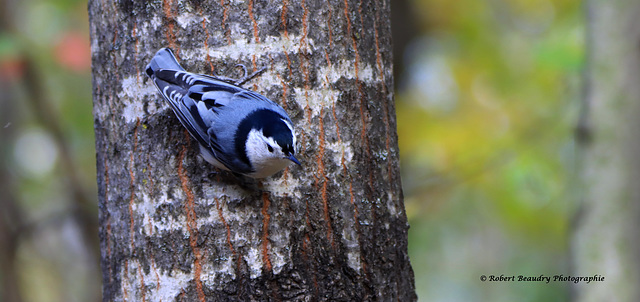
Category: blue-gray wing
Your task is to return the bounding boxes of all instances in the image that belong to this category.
[145,48,283,173]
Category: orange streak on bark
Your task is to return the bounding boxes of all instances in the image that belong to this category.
[343,0,366,142]
[221,0,231,45]
[342,0,369,277]
[280,70,288,110]
[281,0,289,38]
[343,0,374,194]
[138,264,147,302]
[283,47,294,80]
[200,12,214,73]
[248,0,260,43]
[163,0,177,53]
[150,257,161,300]
[251,54,258,91]
[281,46,294,111]
[215,196,235,254]
[261,192,272,271]
[297,0,311,151]
[298,2,322,287]
[178,141,205,302]
[268,53,288,112]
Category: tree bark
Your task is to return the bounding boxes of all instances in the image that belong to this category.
[89,0,415,300]
[572,1,640,301]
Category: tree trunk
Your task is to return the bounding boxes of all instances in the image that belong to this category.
[572,1,640,301]
[89,0,415,300]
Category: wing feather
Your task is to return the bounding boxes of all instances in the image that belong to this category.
[146,47,290,175]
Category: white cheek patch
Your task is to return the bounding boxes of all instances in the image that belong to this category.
[244,128,291,178]
[245,129,267,164]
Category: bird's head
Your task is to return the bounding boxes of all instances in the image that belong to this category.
[241,109,300,178]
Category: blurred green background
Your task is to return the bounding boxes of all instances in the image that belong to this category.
[396,0,582,300]
[0,0,582,301]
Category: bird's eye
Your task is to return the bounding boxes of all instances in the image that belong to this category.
[267,145,274,152]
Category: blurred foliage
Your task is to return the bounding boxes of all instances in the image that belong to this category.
[0,0,584,301]
[396,0,583,300]
[1,0,97,301]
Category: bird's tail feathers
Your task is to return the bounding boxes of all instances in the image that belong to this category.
[146,48,183,77]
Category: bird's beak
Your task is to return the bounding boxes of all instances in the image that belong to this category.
[287,154,301,167]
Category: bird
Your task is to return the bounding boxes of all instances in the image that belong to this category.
[145,48,300,178]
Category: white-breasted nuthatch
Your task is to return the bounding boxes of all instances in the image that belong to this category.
[145,48,300,178]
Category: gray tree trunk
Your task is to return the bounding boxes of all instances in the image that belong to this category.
[89,0,415,300]
[572,1,640,301]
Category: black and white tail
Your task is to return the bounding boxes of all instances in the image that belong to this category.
[146,48,183,76]
[145,48,211,149]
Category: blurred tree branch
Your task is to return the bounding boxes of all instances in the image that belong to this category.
[20,56,99,260]
[0,0,26,301]
[572,1,640,301]
[0,73,24,302]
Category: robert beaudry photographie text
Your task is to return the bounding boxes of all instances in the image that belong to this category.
[480,274,605,284]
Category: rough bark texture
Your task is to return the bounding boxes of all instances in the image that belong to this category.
[89,0,415,300]
[573,1,640,301]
